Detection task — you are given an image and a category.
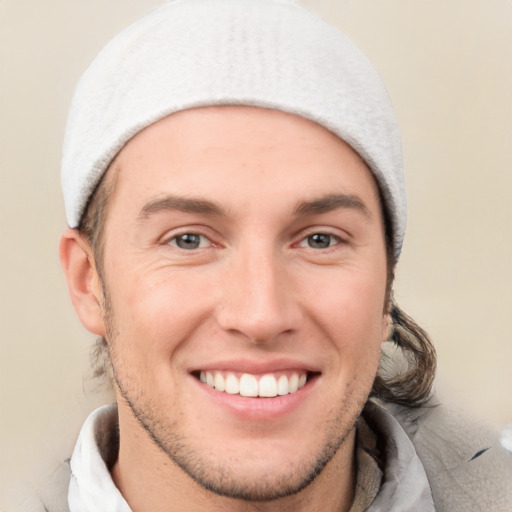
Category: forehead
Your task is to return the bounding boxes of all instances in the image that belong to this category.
[107,106,381,212]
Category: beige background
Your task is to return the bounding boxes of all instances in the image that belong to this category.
[1,0,511,500]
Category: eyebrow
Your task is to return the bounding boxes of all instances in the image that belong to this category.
[138,195,226,221]
[292,193,372,219]
[138,192,371,222]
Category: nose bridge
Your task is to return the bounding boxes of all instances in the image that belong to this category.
[217,239,300,343]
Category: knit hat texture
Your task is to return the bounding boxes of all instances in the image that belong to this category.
[62,0,406,258]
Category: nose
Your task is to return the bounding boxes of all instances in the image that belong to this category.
[215,245,303,344]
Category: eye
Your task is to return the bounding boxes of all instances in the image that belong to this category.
[169,233,210,250]
[301,233,341,249]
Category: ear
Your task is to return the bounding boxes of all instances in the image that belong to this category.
[382,312,392,342]
[59,228,106,336]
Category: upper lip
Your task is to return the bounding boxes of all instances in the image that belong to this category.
[188,358,321,375]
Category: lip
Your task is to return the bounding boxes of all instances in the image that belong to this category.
[188,359,321,422]
[188,357,321,375]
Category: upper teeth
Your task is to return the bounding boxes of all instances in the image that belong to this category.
[199,371,307,397]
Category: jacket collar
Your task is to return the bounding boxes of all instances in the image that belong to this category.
[362,401,435,511]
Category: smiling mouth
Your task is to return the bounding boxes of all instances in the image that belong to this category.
[194,370,315,398]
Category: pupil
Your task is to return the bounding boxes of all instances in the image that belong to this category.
[177,234,200,249]
[308,233,330,248]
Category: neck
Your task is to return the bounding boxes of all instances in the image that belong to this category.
[111,403,357,512]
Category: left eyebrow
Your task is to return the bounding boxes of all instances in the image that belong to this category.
[292,193,372,219]
[138,194,227,221]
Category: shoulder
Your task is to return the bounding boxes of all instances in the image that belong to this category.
[5,458,70,512]
[380,398,512,512]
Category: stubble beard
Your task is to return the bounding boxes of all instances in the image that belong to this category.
[103,295,372,503]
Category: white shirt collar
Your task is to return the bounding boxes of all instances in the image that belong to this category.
[68,404,132,512]
[68,401,434,511]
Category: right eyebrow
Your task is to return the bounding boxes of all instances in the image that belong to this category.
[138,195,227,221]
[292,193,372,219]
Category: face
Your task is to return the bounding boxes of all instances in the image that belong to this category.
[97,106,389,500]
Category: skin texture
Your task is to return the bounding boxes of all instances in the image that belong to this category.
[60,106,390,512]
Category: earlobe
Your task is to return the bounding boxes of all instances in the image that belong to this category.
[59,228,106,336]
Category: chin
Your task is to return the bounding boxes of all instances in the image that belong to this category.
[119,380,361,503]
[159,432,351,502]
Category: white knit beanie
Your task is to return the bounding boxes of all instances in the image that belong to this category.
[62,0,406,258]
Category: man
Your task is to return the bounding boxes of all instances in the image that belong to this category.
[54,0,511,511]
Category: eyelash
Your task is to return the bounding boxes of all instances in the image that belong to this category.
[165,230,345,252]
[297,232,343,250]
[167,232,213,250]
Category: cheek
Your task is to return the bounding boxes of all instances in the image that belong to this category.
[107,268,217,361]
[303,267,387,364]
[308,266,387,328]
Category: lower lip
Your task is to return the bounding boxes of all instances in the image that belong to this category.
[191,374,319,422]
